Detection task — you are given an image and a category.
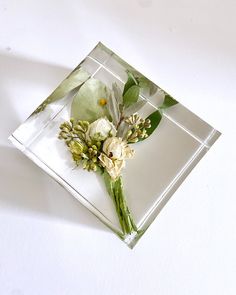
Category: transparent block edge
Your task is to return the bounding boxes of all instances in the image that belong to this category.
[8,42,222,249]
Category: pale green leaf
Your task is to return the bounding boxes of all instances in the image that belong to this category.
[33,67,90,114]
[123,85,140,108]
[138,76,158,96]
[123,72,138,95]
[112,83,123,105]
[107,91,119,126]
[47,67,90,102]
[160,94,178,109]
[71,78,110,122]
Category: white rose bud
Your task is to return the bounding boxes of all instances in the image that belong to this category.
[99,153,125,180]
[102,137,134,160]
[86,117,116,141]
[99,137,135,180]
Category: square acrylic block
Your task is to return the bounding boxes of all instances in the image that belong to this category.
[9,42,221,248]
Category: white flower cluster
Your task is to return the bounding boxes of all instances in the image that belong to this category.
[87,117,134,180]
[86,117,116,141]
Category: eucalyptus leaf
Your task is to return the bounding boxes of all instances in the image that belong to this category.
[107,91,119,126]
[112,83,123,105]
[123,85,140,108]
[33,67,90,114]
[123,72,138,95]
[47,67,90,102]
[123,71,157,105]
[160,94,178,109]
[71,78,110,122]
[138,76,158,96]
[139,110,162,142]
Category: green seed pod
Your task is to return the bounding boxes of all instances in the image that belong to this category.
[62,127,69,132]
[82,121,89,128]
[82,159,87,169]
[61,132,68,139]
[132,131,138,138]
[139,123,144,129]
[127,130,132,137]
[96,141,101,148]
[81,153,88,159]
[74,125,83,132]
[141,131,147,138]
[93,165,97,172]
[69,140,84,154]
[61,122,71,130]
[130,138,139,143]
[137,129,142,135]
[90,163,96,170]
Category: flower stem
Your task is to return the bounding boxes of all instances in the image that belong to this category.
[103,171,137,235]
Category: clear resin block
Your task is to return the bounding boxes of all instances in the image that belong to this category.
[9,43,221,248]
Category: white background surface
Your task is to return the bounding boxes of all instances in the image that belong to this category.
[0,1,235,294]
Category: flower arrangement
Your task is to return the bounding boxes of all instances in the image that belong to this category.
[35,66,178,238]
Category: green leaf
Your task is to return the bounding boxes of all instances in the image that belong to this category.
[123,72,137,95]
[123,85,140,108]
[137,76,157,96]
[47,67,90,102]
[71,78,110,122]
[123,71,157,103]
[107,91,119,126]
[139,110,162,141]
[112,83,123,105]
[160,94,178,109]
[33,67,90,114]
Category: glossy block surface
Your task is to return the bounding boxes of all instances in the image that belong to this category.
[9,43,221,248]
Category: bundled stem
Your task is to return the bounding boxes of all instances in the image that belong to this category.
[103,171,137,235]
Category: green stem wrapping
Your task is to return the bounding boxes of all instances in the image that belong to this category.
[103,171,137,235]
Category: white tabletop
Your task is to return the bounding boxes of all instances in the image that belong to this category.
[0,1,235,294]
